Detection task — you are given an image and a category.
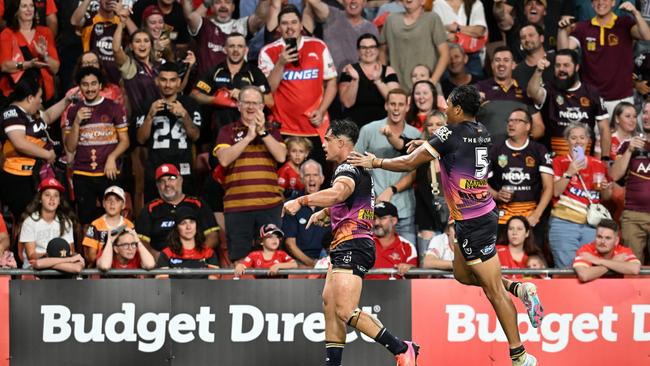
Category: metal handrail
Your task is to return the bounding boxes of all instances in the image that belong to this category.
[1,268,649,277]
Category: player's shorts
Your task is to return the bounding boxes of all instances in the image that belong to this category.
[455,208,498,265]
[330,238,375,278]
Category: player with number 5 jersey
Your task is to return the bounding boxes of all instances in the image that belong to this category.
[348,85,543,366]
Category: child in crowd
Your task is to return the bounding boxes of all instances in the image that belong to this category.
[32,238,85,276]
[234,224,297,277]
[82,186,134,267]
[277,137,312,197]
[526,254,550,279]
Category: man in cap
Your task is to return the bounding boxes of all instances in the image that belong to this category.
[136,163,219,260]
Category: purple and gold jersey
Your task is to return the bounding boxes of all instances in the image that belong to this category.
[423,121,496,221]
[329,162,374,249]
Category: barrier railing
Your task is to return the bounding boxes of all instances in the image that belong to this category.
[1,268,649,276]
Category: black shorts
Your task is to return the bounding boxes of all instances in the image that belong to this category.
[455,209,498,265]
[73,174,113,225]
[330,238,376,278]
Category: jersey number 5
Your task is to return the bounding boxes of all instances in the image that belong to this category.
[475,147,488,179]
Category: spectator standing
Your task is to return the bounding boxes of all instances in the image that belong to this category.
[605,101,637,222]
[573,219,641,282]
[558,0,650,116]
[234,223,297,277]
[367,201,417,280]
[406,80,440,131]
[259,5,337,165]
[379,0,449,90]
[277,136,311,197]
[282,159,329,267]
[96,227,156,271]
[0,0,59,102]
[214,86,286,262]
[609,104,650,263]
[512,23,554,93]
[82,185,134,267]
[548,123,611,268]
[339,33,400,128]
[496,216,539,278]
[131,0,192,52]
[63,67,129,226]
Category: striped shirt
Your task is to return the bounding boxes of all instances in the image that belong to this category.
[214,120,284,213]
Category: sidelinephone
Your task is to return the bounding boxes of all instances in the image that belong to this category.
[285,37,299,67]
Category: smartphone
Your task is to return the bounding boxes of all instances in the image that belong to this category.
[110,225,127,236]
[285,37,299,66]
[162,102,169,112]
[572,145,585,162]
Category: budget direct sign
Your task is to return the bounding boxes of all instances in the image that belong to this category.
[411,279,650,365]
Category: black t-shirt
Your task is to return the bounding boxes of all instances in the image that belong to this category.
[512,52,555,94]
[136,196,219,252]
[132,0,190,45]
[339,63,398,128]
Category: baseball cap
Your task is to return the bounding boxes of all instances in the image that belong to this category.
[374,201,398,219]
[38,177,65,193]
[174,205,198,224]
[104,185,125,201]
[155,163,180,180]
[260,223,284,239]
[142,5,163,22]
[46,238,71,258]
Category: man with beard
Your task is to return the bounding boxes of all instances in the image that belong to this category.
[183,0,270,78]
[63,67,129,227]
[474,46,545,146]
[137,62,202,203]
[513,23,554,92]
[527,48,611,157]
[136,163,219,259]
[191,33,270,136]
[366,201,417,280]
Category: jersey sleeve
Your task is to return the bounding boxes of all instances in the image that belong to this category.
[82,223,101,249]
[424,124,457,159]
[214,123,234,151]
[404,241,418,266]
[572,245,594,268]
[536,143,554,175]
[194,70,217,95]
[258,46,275,76]
[620,246,641,263]
[332,163,361,186]
[251,66,271,94]
[241,253,254,268]
[113,102,128,130]
[199,198,219,235]
[279,250,293,263]
[321,44,337,80]
[3,107,27,134]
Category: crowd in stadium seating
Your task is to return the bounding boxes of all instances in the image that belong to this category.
[0,0,648,279]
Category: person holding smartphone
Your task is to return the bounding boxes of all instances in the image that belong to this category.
[548,122,612,268]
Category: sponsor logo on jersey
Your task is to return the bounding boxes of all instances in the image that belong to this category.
[559,107,589,123]
[3,109,18,119]
[95,36,115,57]
[580,97,591,107]
[160,220,175,228]
[460,179,487,189]
[283,69,320,81]
[357,209,374,220]
[434,126,452,142]
[196,81,212,93]
[501,168,531,184]
[525,156,536,167]
[334,163,355,176]
[498,154,508,168]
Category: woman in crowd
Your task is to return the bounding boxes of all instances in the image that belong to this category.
[496,216,539,278]
[156,206,219,279]
[19,178,76,268]
[0,0,59,104]
[548,123,611,268]
[606,101,637,222]
[405,80,440,131]
[339,33,399,128]
[97,227,155,272]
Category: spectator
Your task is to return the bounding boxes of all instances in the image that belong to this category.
[190,33,270,139]
[355,89,421,244]
[0,0,59,102]
[71,0,123,84]
[367,201,417,280]
[82,186,134,267]
[440,43,476,98]
[63,67,129,227]
[558,0,650,116]
[406,80,440,131]
[527,48,610,157]
[574,0,634,22]
[19,178,76,268]
[339,33,400,128]
[526,254,547,269]
[610,103,650,264]
[234,223,297,277]
[487,108,553,246]
[496,216,539,278]
[513,23,554,93]
[137,62,201,202]
[140,5,174,62]
[282,159,329,267]
[263,1,314,46]
[0,215,15,269]
[379,0,449,90]
[606,101,637,222]
[548,123,611,268]
[183,0,269,77]
[433,0,488,77]
[277,136,311,197]
[422,221,454,272]
[32,237,84,275]
[214,86,286,262]
[22,0,57,36]
[131,0,191,53]
[308,0,379,73]
[409,64,449,111]
[259,5,337,165]
[156,205,220,279]
[136,163,219,259]
[96,226,156,271]
[474,46,544,146]
[573,218,641,282]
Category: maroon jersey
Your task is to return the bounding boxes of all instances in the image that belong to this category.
[80,9,122,84]
[122,58,160,120]
[537,81,608,156]
[572,15,635,100]
[190,17,249,78]
[64,97,128,175]
[617,141,650,213]
[488,139,553,224]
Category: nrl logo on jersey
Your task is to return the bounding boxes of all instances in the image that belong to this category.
[434,126,452,142]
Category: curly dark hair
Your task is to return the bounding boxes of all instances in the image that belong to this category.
[22,189,78,237]
[448,85,481,117]
[328,118,359,144]
[167,219,206,256]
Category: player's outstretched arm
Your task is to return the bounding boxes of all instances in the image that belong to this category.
[283,179,354,216]
[348,144,434,172]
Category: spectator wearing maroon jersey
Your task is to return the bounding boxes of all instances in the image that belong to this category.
[572,219,641,282]
[496,216,540,279]
[610,101,650,264]
[233,223,297,277]
[366,201,417,280]
[96,226,156,272]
